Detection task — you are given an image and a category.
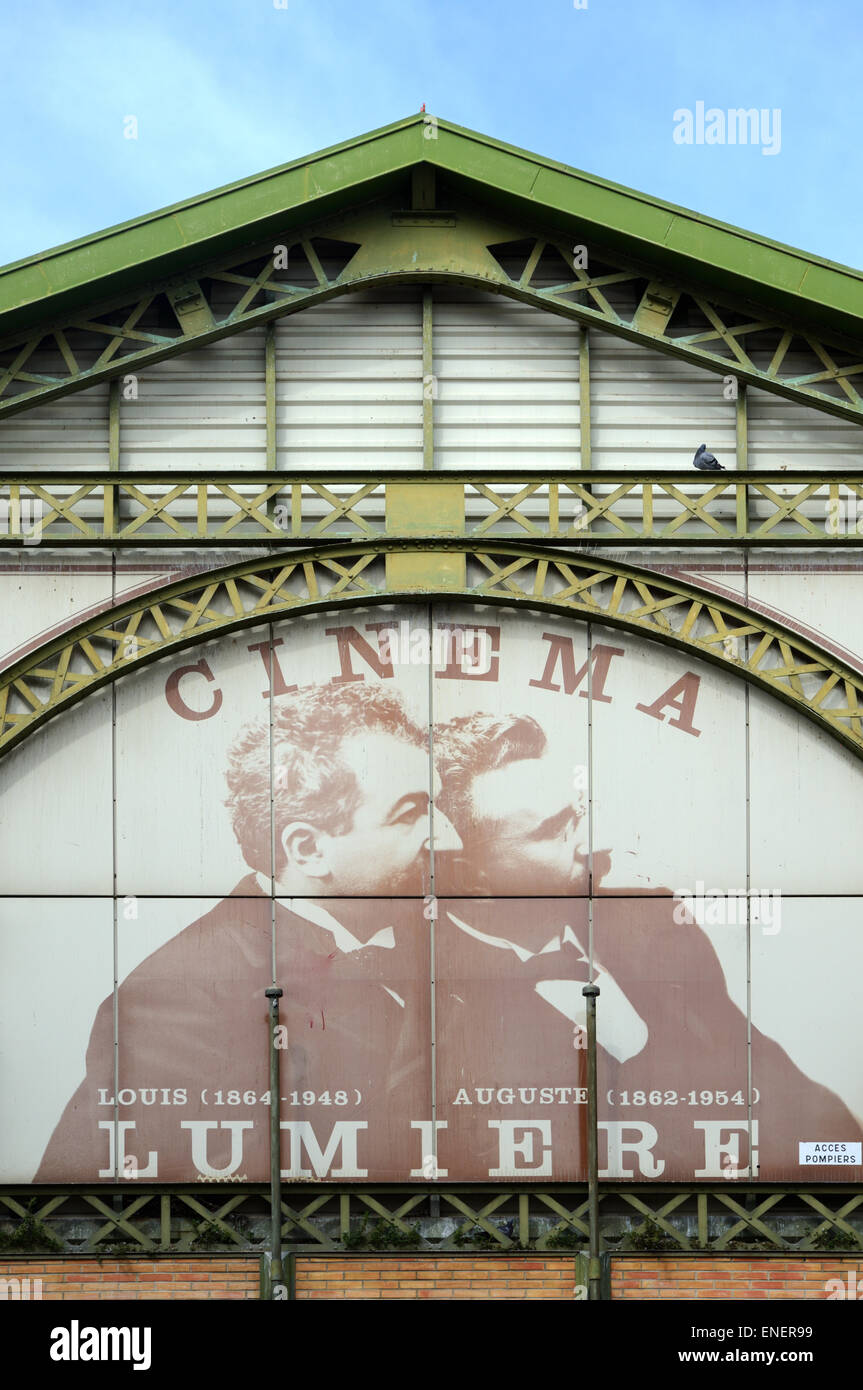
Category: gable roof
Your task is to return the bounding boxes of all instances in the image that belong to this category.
[2,113,862,343]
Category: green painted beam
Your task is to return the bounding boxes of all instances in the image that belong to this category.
[425,120,863,339]
[2,468,863,548]
[1,1183,860,1254]
[4,202,863,427]
[3,114,863,351]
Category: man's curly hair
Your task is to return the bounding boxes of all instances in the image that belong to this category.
[434,711,547,844]
[226,682,427,876]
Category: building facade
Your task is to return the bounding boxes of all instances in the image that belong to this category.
[1,115,862,1299]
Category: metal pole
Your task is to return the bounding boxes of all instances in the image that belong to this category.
[265,985,284,1298]
[582,982,601,1300]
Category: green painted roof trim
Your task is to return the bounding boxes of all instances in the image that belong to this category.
[2,114,862,341]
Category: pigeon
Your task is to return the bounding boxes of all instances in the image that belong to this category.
[693,443,724,471]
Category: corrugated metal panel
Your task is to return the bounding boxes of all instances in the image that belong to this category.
[434,287,580,471]
[746,388,863,532]
[2,292,863,488]
[0,898,114,1182]
[0,690,113,895]
[590,329,735,470]
[115,624,277,897]
[0,382,109,469]
[0,566,113,667]
[120,330,266,470]
[586,331,736,529]
[749,681,863,895]
[591,624,748,895]
[751,899,863,1140]
[748,383,863,469]
[276,288,422,470]
[747,568,863,671]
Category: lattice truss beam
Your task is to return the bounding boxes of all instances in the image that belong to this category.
[3,202,863,423]
[2,472,863,546]
[1,1185,861,1253]
[1,542,861,761]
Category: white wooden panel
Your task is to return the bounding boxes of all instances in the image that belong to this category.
[0,898,114,1181]
[748,564,863,667]
[276,291,422,469]
[750,898,863,1183]
[749,685,863,894]
[115,625,277,896]
[0,382,109,469]
[748,384,863,470]
[120,331,266,470]
[590,330,736,470]
[434,289,580,470]
[591,627,747,894]
[0,564,112,667]
[0,689,113,894]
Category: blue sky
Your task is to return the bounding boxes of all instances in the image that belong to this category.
[1,0,860,269]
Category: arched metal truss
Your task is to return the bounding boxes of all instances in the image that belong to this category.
[4,200,863,425]
[1,539,861,761]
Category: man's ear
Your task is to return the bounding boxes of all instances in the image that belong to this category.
[280,821,331,879]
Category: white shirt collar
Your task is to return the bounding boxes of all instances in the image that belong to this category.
[446,910,581,963]
[256,875,396,954]
[287,898,396,954]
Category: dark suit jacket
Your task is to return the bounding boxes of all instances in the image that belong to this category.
[434,896,860,1181]
[37,881,859,1184]
[37,879,429,1183]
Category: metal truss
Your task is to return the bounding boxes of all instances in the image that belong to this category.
[1,1184,861,1254]
[3,470,863,546]
[3,201,863,425]
[1,539,862,762]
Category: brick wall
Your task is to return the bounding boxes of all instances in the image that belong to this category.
[295,1257,575,1299]
[3,1254,857,1300]
[1,1254,574,1301]
[613,1258,861,1300]
[0,1258,260,1300]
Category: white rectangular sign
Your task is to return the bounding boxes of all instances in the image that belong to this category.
[799,1142,861,1166]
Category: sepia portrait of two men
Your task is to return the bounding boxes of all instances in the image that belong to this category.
[37,667,858,1185]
